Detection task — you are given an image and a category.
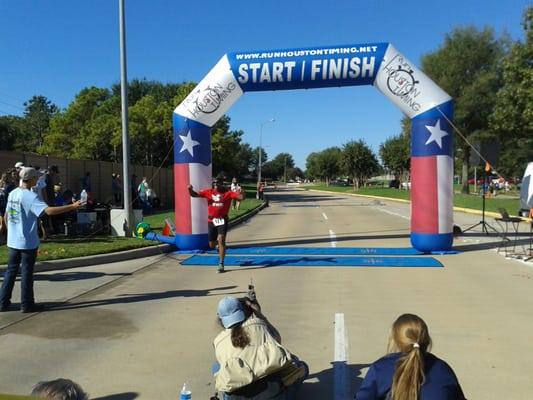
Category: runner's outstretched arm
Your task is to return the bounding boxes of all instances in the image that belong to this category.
[188,185,200,197]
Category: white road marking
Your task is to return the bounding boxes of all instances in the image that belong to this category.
[329,229,337,247]
[322,212,328,220]
[378,208,410,220]
[334,313,348,400]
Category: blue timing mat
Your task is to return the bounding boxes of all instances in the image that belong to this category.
[205,247,424,256]
[181,255,443,268]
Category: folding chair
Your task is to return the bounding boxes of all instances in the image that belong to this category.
[495,208,523,257]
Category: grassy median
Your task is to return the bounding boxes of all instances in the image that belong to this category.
[307,184,521,214]
[0,191,263,265]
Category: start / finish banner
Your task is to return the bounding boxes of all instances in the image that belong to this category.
[227,43,388,91]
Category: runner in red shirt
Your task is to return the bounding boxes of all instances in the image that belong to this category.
[188,176,245,273]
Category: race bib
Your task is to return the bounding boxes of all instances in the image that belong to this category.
[212,218,225,227]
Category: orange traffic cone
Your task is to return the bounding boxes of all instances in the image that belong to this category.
[162,221,171,236]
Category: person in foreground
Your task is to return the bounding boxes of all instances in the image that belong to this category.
[354,313,466,400]
[213,296,308,399]
[0,167,83,313]
[31,378,88,400]
[188,176,245,273]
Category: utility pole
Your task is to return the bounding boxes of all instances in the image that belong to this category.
[257,118,275,198]
[119,0,132,236]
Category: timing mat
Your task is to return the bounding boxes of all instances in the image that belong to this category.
[205,247,424,256]
[181,255,443,268]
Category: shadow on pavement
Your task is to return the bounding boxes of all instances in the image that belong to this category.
[2,272,132,284]
[48,285,240,311]
[34,271,132,282]
[269,194,346,203]
[92,393,139,400]
[299,362,370,399]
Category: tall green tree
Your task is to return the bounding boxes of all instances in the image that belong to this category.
[251,146,268,177]
[341,139,380,189]
[41,87,111,158]
[421,26,507,193]
[307,147,342,185]
[305,152,321,181]
[22,95,59,151]
[490,5,533,178]
[267,152,295,181]
[379,134,410,180]
[0,116,24,151]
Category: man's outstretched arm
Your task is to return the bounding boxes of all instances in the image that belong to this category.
[188,184,200,198]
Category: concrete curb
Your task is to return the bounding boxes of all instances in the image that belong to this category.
[0,202,268,273]
[229,200,268,228]
[0,244,173,274]
[306,188,529,219]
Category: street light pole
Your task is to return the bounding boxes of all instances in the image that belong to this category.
[119,0,132,236]
[257,118,275,198]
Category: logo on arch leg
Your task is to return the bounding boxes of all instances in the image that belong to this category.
[386,65,419,97]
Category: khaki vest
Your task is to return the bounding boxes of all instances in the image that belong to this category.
[213,317,305,392]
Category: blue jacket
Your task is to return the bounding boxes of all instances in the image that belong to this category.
[355,352,466,400]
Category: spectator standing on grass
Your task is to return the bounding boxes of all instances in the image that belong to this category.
[230,177,242,211]
[0,172,11,240]
[354,313,466,400]
[112,173,122,205]
[0,167,83,313]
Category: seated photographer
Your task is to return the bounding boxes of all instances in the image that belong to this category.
[213,296,308,400]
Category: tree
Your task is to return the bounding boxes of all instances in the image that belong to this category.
[251,146,268,177]
[268,152,295,181]
[22,95,59,151]
[305,152,321,181]
[0,116,25,151]
[490,5,533,178]
[341,140,380,189]
[379,134,410,180]
[421,27,507,193]
[307,147,342,185]
[41,87,111,158]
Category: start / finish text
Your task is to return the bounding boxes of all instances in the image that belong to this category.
[236,56,376,85]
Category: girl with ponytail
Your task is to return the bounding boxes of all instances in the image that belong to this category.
[354,314,466,400]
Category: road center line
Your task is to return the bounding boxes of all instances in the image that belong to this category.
[329,229,337,247]
[334,313,348,400]
[322,212,328,220]
[378,208,410,220]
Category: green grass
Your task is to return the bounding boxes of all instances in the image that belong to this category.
[0,186,264,265]
[0,236,155,265]
[143,196,262,233]
[308,184,521,214]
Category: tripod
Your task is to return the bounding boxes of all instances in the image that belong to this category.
[463,175,499,235]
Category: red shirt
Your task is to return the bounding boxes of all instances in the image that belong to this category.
[198,188,240,221]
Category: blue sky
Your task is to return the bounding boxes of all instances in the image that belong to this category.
[0,0,529,169]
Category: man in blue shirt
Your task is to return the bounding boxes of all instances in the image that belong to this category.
[0,167,82,313]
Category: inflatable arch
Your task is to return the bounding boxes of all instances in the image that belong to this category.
[169,43,454,253]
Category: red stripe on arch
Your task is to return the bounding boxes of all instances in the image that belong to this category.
[411,156,438,233]
[174,164,192,234]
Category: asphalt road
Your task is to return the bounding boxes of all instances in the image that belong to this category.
[0,188,532,399]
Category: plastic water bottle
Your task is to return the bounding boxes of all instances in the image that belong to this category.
[80,189,88,205]
[180,383,191,400]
